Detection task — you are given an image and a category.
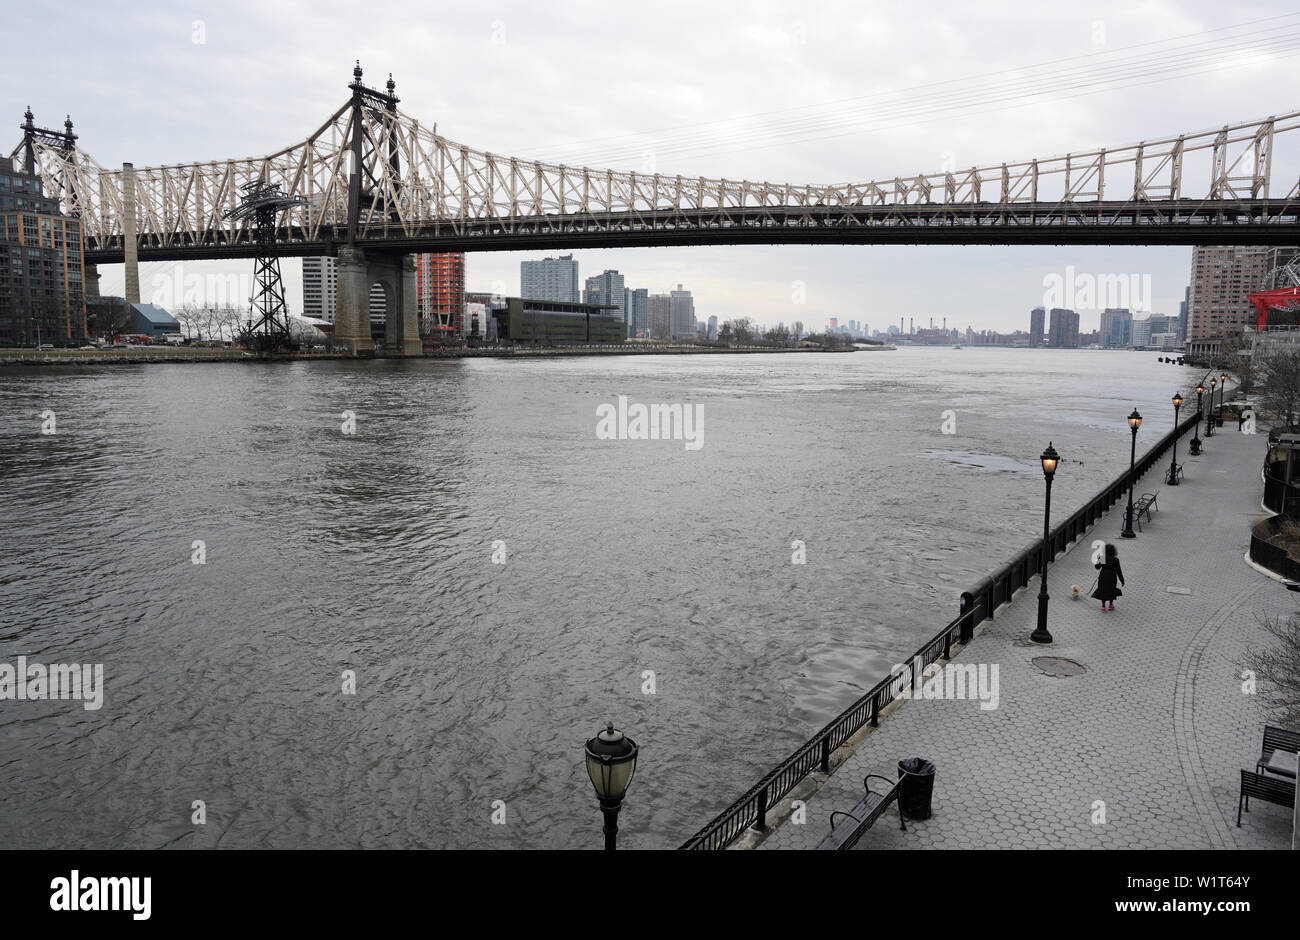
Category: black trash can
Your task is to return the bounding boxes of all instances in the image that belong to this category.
[897,757,936,820]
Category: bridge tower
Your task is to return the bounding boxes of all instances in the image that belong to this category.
[333,63,421,357]
[20,109,97,296]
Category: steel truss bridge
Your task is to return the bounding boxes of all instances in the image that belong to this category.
[13,65,1300,266]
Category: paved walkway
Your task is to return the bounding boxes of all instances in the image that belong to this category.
[760,425,1296,850]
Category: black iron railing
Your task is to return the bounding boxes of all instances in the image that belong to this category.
[679,410,1203,850]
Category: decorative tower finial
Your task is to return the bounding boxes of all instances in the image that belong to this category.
[353,60,363,82]
[24,106,34,127]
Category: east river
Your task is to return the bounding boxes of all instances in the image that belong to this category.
[0,348,1204,848]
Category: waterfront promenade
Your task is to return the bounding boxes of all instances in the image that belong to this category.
[757,424,1295,850]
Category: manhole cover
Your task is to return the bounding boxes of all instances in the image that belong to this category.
[1032,656,1086,677]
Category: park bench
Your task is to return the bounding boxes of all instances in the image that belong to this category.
[1133,493,1158,531]
[1237,769,1296,827]
[816,774,906,850]
[1256,724,1300,777]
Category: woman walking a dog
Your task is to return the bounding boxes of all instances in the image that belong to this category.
[1091,543,1125,612]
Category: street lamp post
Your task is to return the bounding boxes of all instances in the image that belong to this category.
[1218,372,1227,427]
[1189,384,1204,456]
[1030,442,1059,644]
[1206,379,1217,438]
[1168,392,1183,485]
[1121,408,1143,539]
[584,722,639,851]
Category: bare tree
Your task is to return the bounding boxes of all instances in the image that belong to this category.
[88,298,132,341]
[1258,345,1300,430]
[1241,608,1300,730]
[173,303,203,340]
[1219,332,1257,394]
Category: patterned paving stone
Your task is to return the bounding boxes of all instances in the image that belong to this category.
[757,428,1295,850]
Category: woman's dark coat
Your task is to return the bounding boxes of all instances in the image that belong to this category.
[1091,558,1125,601]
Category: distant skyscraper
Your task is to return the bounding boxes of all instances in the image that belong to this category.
[1029,307,1045,347]
[649,294,672,340]
[669,284,695,340]
[584,270,626,311]
[625,288,649,338]
[1130,317,1152,348]
[1099,308,1132,347]
[707,315,718,340]
[521,254,580,303]
[1047,308,1079,348]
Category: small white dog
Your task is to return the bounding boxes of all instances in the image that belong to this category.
[1070,585,1082,601]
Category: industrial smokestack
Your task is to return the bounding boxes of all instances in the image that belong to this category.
[909,316,914,335]
[122,162,140,305]
[943,317,947,331]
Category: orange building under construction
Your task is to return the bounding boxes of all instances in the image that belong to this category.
[416,252,466,342]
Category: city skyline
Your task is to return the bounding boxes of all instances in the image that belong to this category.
[22,1,1297,332]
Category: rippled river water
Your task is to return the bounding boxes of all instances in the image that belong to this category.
[0,348,1203,848]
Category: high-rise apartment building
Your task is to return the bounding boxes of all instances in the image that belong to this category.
[624,287,648,339]
[669,284,695,340]
[649,294,672,340]
[1029,307,1045,348]
[521,254,580,303]
[416,252,465,339]
[707,315,718,340]
[1186,246,1272,339]
[0,155,85,345]
[1047,308,1079,348]
[583,270,626,321]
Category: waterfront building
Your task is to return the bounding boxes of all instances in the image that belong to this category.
[521,254,580,303]
[488,296,625,344]
[1029,307,1045,347]
[1186,246,1285,339]
[0,155,85,346]
[669,284,695,340]
[303,256,388,335]
[416,252,466,340]
[128,302,180,338]
[1047,308,1080,348]
[1130,318,1152,348]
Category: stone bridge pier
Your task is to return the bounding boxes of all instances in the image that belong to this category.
[333,247,421,356]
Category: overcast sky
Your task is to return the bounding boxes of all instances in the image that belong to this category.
[9,1,1299,333]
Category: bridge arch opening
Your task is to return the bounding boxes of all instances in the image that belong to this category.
[366,278,394,342]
